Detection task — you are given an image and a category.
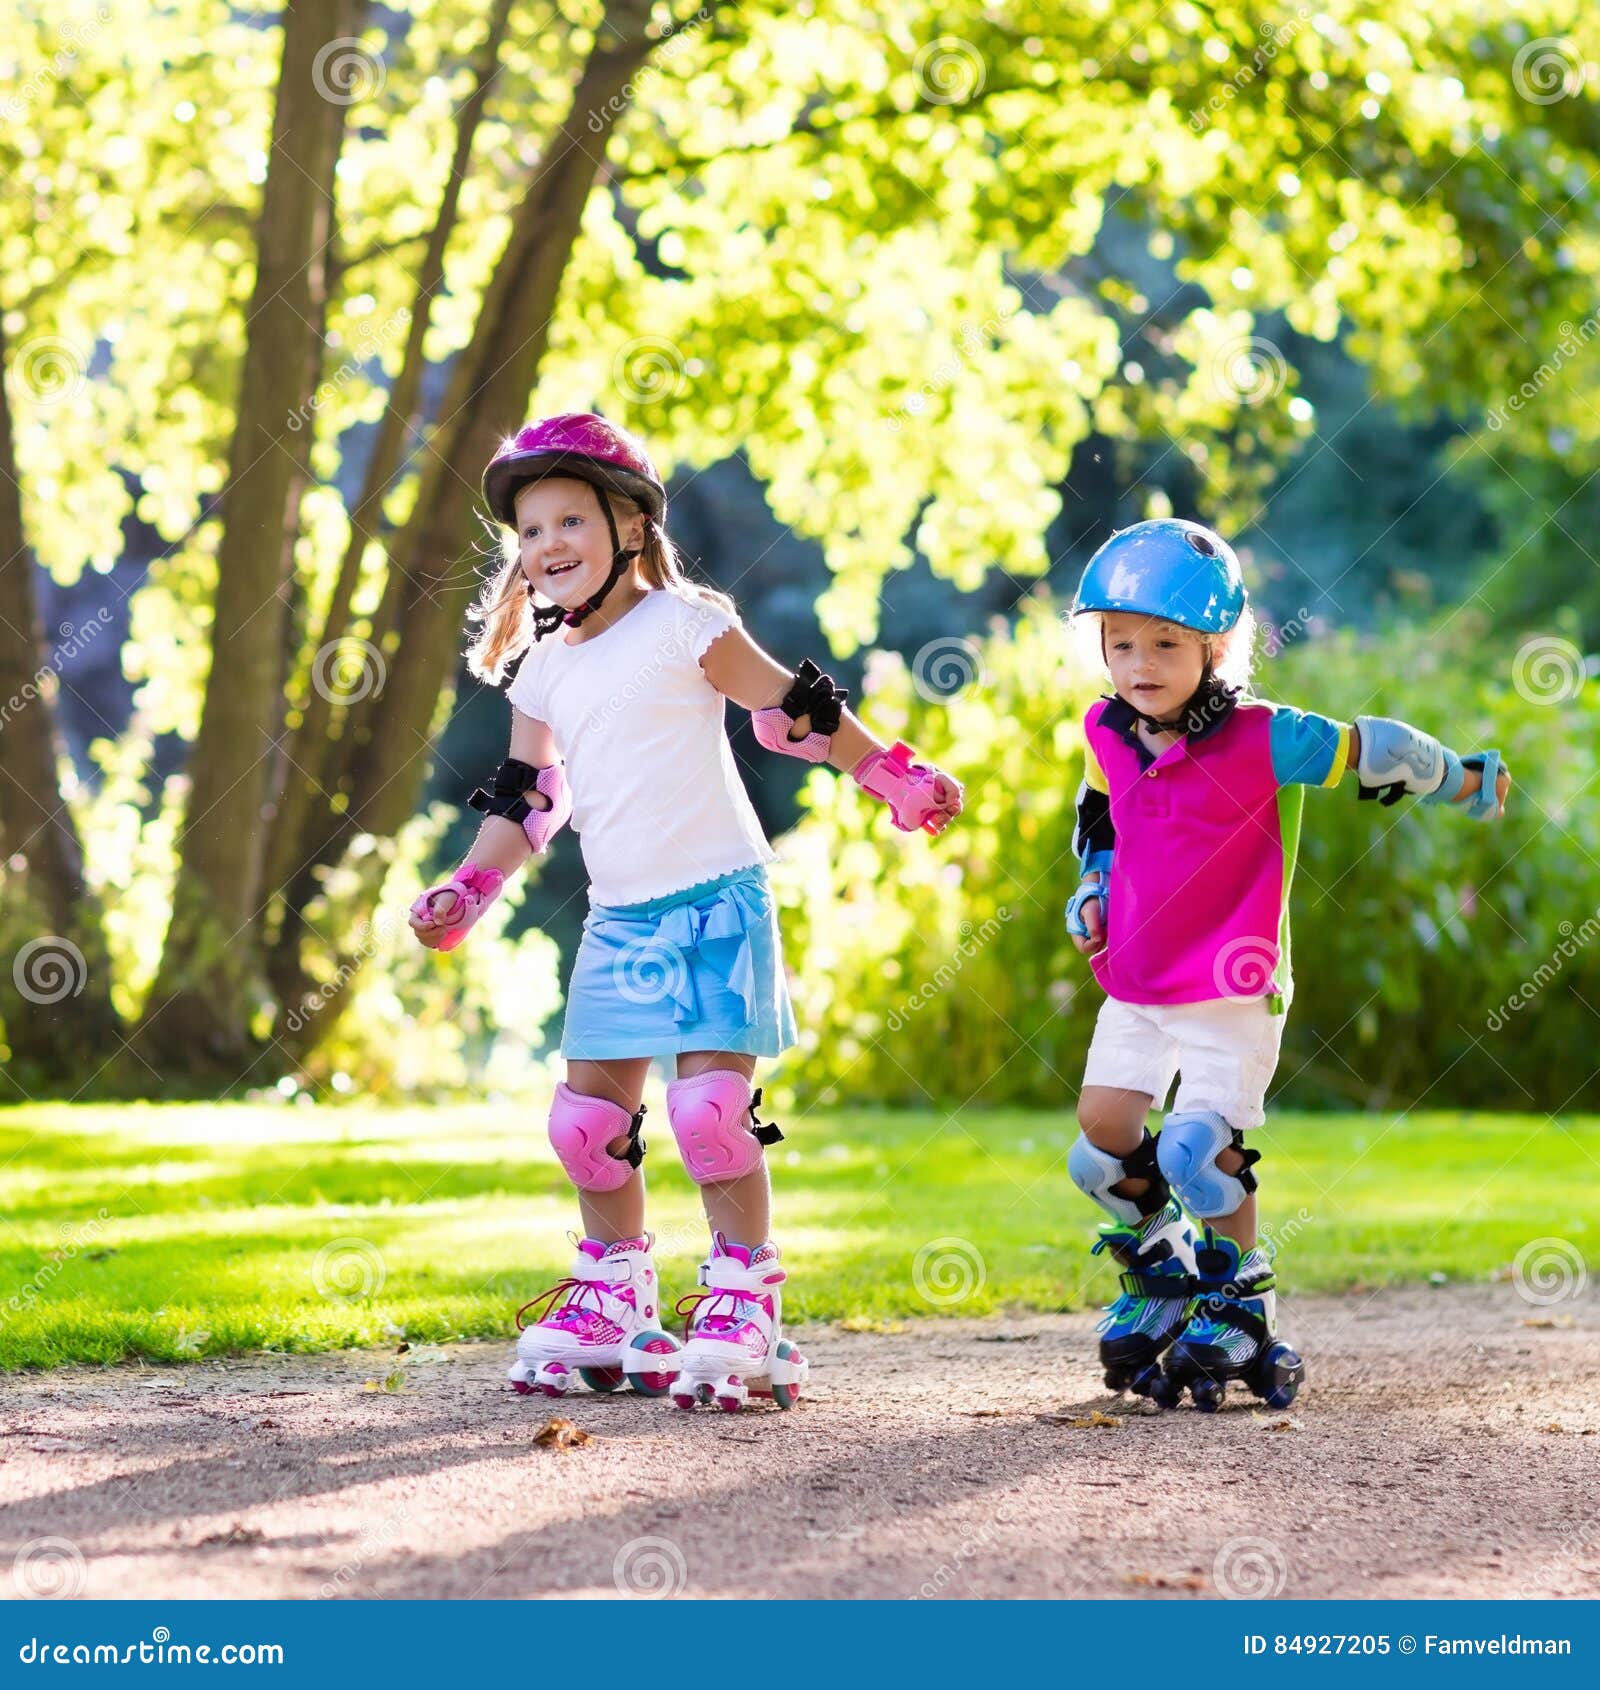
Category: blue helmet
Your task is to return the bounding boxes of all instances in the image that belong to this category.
[1071,518,1246,634]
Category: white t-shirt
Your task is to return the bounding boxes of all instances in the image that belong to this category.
[504,587,776,906]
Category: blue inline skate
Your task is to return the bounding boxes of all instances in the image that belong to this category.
[1152,1228,1305,1412]
[1090,1199,1199,1397]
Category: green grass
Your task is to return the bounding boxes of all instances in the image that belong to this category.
[0,1102,1594,1369]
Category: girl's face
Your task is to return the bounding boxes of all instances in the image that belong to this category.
[513,476,643,607]
[1102,612,1207,721]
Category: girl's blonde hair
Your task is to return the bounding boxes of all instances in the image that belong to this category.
[465,486,735,684]
[1072,605,1260,696]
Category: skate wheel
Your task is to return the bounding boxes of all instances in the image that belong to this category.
[578,1366,625,1394]
[715,1393,743,1414]
[626,1330,681,1398]
[510,1379,534,1396]
[771,1341,803,1410]
[1252,1341,1306,1410]
[1148,1371,1182,1410]
[1127,1363,1162,1399]
[671,1390,697,1412]
[1103,1368,1129,1393]
[1191,1378,1225,1413]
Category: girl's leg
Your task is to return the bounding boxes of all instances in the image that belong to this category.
[565,1056,652,1241]
[674,1049,769,1244]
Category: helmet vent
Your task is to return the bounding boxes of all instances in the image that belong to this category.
[1186,531,1216,556]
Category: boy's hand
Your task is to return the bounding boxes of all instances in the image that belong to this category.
[1066,875,1107,956]
[1453,755,1512,820]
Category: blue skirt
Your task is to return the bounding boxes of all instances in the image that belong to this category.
[560,865,798,1061]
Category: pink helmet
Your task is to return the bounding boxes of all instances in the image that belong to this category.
[482,411,666,528]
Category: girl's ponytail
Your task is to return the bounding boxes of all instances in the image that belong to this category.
[465,543,533,684]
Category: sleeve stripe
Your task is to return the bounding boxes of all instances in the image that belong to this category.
[1082,738,1109,794]
[1321,722,1351,788]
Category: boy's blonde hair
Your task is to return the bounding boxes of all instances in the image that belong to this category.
[465,487,734,684]
[1072,606,1260,696]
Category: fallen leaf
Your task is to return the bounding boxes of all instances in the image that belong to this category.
[959,1409,1005,1418]
[1521,1316,1575,1330]
[1255,1414,1302,1432]
[975,1333,1040,1345]
[533,1417,592,1450]
[1122,1570,1203,1589]
[1051,1410,1123,1430]
[839,1317,910,1335]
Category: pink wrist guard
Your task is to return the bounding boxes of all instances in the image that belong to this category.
[752,707,832,763]
[852,741,943,834]
[411,862,504,952]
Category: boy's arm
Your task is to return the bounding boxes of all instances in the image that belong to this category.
[1066,737,1112,947]
[1270,705,1508,819]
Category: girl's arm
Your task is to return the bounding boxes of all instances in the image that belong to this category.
[698,627,963,832]
[1344,720,1510,820]
[409,709,567,949]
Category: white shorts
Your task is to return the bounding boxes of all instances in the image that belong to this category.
[1082,996,1286,1132]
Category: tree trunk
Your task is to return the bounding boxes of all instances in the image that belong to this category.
[137,0,361,1074]
[265,0,661,1030]
[0,318,122,1086]
[260,0,516,1018]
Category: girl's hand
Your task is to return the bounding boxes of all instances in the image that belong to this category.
[408,864,505,952]
[923,767,964,835]
[1454,758,1512,820]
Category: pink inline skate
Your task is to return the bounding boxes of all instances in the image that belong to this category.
[666,1233,808,1412]
[508,1235,681,1398]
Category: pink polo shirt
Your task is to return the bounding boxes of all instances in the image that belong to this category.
[1080,693,1350,1011]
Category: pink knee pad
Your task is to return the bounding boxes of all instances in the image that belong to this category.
[665,1069,783,1185]
[548,1082,645,1193]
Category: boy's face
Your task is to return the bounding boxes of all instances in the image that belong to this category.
[513,476,634,608]
[1102,612,1206,721]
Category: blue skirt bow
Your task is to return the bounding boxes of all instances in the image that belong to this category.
[560,865,798,1060]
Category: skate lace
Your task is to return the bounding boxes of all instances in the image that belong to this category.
[675,1288,767,1343]
[516,1278,615,1333]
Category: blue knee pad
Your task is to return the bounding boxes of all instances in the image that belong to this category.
[1069,1129,1165,1227]
[1155,1110,1260,1219]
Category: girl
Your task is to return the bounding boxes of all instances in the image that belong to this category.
[408,412,963,1412]
[1063,518,1509,1411]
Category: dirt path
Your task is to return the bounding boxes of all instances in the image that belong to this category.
[2,1285,1597,1601]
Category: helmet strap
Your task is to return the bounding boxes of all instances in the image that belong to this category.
[527,484,642,642]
